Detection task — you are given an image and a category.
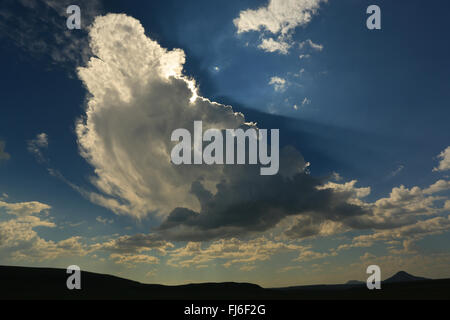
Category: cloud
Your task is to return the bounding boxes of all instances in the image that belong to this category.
[294,249,336,262]
[318,180,371,201]
[285,215,347,239]
[346,180,449,232]
[27,133,48,162]
[96,216,114,224]
[445,200,450,210]
[234,0,326,54]
[167,236,306,269]
[301,97,311,106]
[76,14,248,219]
[234,0,325,35]
[109,253,159,266]
[340,179,449,231]
[258,37,292,54]
[433,146,450,172]
[387,164,404,179]
[73,13,449,251]
[286,178,450,240]
[268,76,287,92]
[0,199,51,216]
[340,215,450,253]
[157,167,368,241]
[299,39,323,51]
[0,197,167,265]
[91,233,173,255]
[0,198,88,261]
[75,13,369,243]
[423,179,450,194]
[0,140,10,161]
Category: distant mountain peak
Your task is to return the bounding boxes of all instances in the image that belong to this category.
[384,271,429,283]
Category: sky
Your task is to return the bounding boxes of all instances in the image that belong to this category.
[0,0,449,287]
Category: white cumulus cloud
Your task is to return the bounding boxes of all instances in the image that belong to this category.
[269,76,287,92]
[433,146,450,172]
[234,0,326,54]
[234,0,325,35]
[258,37,292,54]
[76,14,255,219]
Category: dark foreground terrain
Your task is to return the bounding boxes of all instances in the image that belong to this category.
[0,266,449,300]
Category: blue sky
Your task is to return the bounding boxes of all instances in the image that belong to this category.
[0,0,449,286]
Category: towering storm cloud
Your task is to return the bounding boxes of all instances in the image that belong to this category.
[76,14,369,240]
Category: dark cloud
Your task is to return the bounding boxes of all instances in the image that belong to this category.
[158,153,369,241]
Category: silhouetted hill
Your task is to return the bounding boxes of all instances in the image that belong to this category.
[384,271,429,283]
[1,265,449,300]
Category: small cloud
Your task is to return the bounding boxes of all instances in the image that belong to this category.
[213,66,220,72]
[293,68,305,78]
[110,253,159,266]
[27,133,48,162]
[433,146,450,172]
[299,39,323,51]
[302,97,311,106]
[269,76,287,92]
[0,140,11,161]
[388,164,404,178]
[299,54,311,60]
[0,193,8,200]
[96,216,114,225]
[445,200,450,210]
[68,221,85,227]
[331,172,343,182]
[360,252,376,261]
[240,265,257,272]
[293,96,311,111]
[258,37,292,55]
